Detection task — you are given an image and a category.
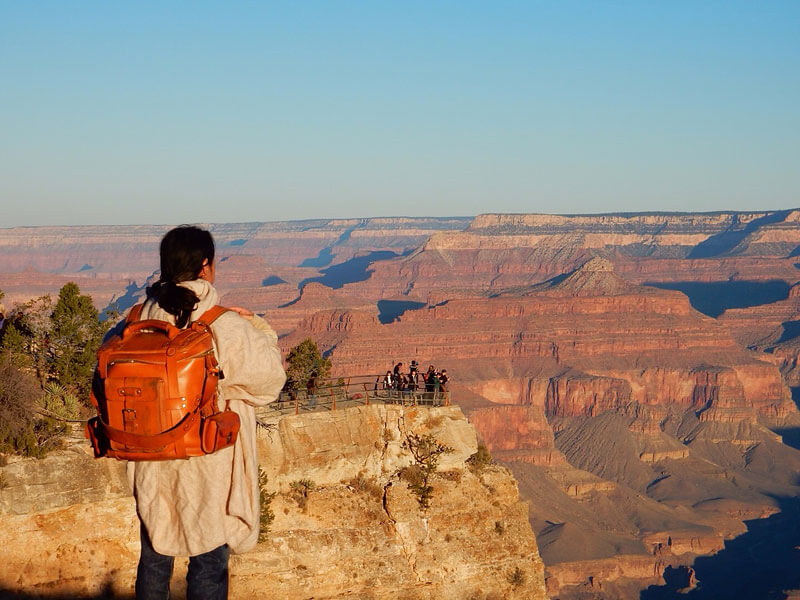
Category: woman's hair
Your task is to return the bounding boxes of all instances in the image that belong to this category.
[147,225,215,328]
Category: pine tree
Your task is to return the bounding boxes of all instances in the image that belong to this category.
[49,282,107,400]
[0,295,52,378]
[0,323,29,367]
[285,338,331,390]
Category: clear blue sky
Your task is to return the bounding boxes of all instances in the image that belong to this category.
[1,1,798,226]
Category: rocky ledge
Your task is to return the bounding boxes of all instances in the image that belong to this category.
[0,405,547,600]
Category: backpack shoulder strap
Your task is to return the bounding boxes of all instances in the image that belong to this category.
[126,303,144,325]
[195,305,229,327]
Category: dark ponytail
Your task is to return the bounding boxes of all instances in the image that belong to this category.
[147,225,215,328]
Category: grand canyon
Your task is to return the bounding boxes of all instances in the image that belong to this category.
[3,210,800,599]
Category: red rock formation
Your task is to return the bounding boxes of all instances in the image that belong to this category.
[545,373,632,418]
[279,253,800,596]
[352,210,800,302]
[4,210,800,316]
[546,554,669,595]
[0,267,136,309]
[615,256,800,285]
[4,211,800,596]
[283,259,793,424]
[717,284,800,397]
[240,217,469,266]
[468,405,566,467]
[0,217,469,309]
[269,283,379,338]
[718,282,800,348]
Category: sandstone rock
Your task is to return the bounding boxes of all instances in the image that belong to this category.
[0,405,547,600]
[545,553,668,596]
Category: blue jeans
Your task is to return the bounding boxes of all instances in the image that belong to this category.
[136,523,230,600]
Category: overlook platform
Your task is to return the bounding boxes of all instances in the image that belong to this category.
[256,374,451,419]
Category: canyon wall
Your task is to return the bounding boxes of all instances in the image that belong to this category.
[352,210,800,301]
[0,217,470,310]
[282,259,795,426]
[275,248,800,599]
[4,209,800,316]
[5,209,800,598]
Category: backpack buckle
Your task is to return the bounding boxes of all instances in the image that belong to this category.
[122,408,137,432]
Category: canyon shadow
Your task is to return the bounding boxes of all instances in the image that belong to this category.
[644,280,790,318]
[640,495,800,600]
[377,300,426,324]
[299,251,400,290]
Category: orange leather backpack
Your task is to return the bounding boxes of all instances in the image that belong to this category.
[85,304,240,461]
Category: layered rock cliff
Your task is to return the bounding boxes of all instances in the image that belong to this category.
[466,211,800,258]
[283,258,795,425]
[278,256,800,598]
[0,218,470,309]
[0,406,547,600]
[5,210,799,315]
[349,210,800,303]
[5,210,800,598]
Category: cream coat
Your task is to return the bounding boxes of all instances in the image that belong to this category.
[126,279,286,556]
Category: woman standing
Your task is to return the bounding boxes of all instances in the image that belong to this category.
[130,225,286,600]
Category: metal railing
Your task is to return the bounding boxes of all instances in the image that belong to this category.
[257,374,451,418]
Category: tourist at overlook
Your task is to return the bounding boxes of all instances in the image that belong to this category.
[424,365,436,393]
[127,225,286,600]
[430,369,441,397]
[439,369,449,392]
[398,373,409,393]
[407,369,418,393]
[382,370,393,390]
[306,370,318,397]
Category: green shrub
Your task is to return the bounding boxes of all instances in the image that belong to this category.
[508,566,525,588]
[0,416,64,458]
[347,473,384,500]
[49,282,108,401]
[0,355,63,458]
[401,432,453,510]
[438,469,462,483]
[290,478,316,510]
[39,382,80,421]
[258,468,276,542]
[466,443,493,474]
[399,464,426,487]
